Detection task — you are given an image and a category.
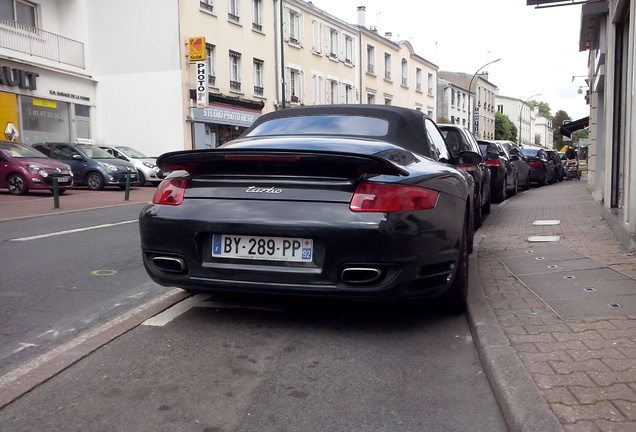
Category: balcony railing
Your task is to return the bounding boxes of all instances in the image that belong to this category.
[0,17,85,68]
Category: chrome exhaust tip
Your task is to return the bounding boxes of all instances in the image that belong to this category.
[151,256,187,274]
[341,267,383,285]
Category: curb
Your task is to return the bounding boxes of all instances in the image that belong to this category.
[467,195,565,432]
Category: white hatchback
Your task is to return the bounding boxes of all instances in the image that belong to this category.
[99,145,161,186]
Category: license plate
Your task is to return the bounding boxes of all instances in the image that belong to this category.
[212,234,313,262]
[57,176,71,182]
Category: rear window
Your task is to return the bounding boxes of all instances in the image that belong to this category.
[521,148,538,157]
[246,115,389,137]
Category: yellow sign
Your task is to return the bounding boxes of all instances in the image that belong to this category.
[33,98,57,108]
[189,37,206,62]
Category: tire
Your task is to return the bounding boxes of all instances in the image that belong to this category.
[7,174,28,195]
[86,172,105,191]
[521,174,531,191]
[509,174,518,197]
[440,213,469,314]
[137,170,146,187]
[492,179,506,203]
[482,195,491,215]
[473,198,482,230]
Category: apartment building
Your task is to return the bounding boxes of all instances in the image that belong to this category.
[436,79,469,126]
[438,71,497,140]
[496,94,538,147]
[0,0,94,145]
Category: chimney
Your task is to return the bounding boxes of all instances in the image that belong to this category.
[357,6,366,27]
[385,32,392,40]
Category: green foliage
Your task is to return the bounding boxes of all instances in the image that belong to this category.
[495,112,518,142]
[552,110,572,149]
[437,117,451,124]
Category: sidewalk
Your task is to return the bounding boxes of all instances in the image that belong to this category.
[0,186,156,222]
[471,176,636,432]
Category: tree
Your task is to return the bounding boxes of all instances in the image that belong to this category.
[529,100,552,119]
[437,117,451,124]
[552,110,572,150]
[495,112,518,142]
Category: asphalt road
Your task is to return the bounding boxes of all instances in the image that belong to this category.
[0,205,508,431]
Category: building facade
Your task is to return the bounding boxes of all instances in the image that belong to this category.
[436,79,469,126]
[438,71,497,140]
[496,94,538,147]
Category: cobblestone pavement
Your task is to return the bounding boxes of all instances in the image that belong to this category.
[476,176,636,432]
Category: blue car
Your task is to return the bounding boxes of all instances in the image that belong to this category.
[32,142,137,190]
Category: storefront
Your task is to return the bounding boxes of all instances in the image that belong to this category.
[189,93,263,149]
[0,61,95,144]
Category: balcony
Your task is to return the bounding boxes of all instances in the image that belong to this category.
[0,17,85,68]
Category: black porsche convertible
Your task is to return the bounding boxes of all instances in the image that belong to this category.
[139,105,482,313]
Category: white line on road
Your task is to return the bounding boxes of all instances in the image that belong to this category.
[142,294,213,327]
[9,220,137,242]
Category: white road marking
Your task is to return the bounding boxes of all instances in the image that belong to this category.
[9,220,137,242]
[12,343,38,354]
[142,294,213,327]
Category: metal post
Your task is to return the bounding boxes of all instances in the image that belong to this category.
[124,172,131,201]
[52,175,60,209]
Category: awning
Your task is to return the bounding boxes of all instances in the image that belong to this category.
[559,116,589,137]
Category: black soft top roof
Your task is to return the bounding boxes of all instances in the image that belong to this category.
[241,105,434,158]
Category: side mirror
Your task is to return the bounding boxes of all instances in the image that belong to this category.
[457,150,484,166]
[72,154,82,160]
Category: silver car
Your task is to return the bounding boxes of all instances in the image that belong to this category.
[99,145,161,186]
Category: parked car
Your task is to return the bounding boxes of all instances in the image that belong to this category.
[438,124,491,227]
[498,140,531,191]
[521,145,556,186]
[0,141,73,195]
[32,142,137,191]
[546,149,566,182]
[140,105,484,313]
[98,145,161,186]
[477,140,518,203]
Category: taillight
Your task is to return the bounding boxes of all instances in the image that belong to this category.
[458,165,477,172]
[350,182,439,212]
[152,178,188,205]
[528,160,543,168]
[484,160,500,167]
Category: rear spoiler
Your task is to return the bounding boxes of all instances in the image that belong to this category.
[157,149,409,179]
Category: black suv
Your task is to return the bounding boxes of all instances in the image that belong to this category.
[32,142,137,190]
[439,124,491,228]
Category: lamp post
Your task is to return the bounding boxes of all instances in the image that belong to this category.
[518,93,541,146]
[467,58,501,135]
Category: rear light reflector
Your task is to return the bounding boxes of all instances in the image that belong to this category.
[153,178,188,205]
[350,182,439,212]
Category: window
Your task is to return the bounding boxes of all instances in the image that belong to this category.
[343,84,354,104]
[253,58,264,96]
[286,8,302,45]
[206,44,216,87]
[367,93,376,104]
[344,35,354,64]
[427,73,434,96]
[415,68,422,92]
[228,0,239,23]
[328,28,338,59]
[384,53,391,81]
[451,89,456,107]
[229,51,241,92]
[252,0,262,31]
[425,118,451,162]
[286,67,303,104]
[0,0,36,27]
[327,79,338,104]
[366,44,375,75]
[200,0,214,13]
[311,20,321,53]
[401,58,408,87]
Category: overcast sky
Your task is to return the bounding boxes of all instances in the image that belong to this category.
[313,0,590,120]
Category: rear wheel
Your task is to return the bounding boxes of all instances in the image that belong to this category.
[137,170,146,186]
[86,172,105,191]
[440,215,469,314]
[492,179,506,203]
[7,174,28,195]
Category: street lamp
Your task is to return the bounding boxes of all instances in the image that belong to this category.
[518,93,541,146]
[467,58,501,135]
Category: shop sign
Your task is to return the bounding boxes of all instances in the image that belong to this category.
[189,37,206,62]
[0,66,39,90]
[196,61,207,108]
[49,90,90,101]
[193,106,260,128]
[473,107,480,136]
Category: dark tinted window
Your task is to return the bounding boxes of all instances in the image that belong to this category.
[424,119,450,162]
[246,115,389,137]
